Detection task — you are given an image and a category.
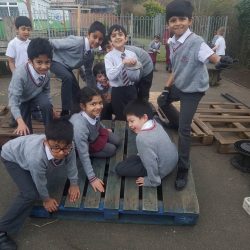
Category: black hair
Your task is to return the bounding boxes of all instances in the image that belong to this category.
[45,118,73,144]
[88,21,106,37]
[93,62,106,77]
[79,87,101,105]
[27,37,53,60]
[101,36,111,51]
[108,24,127,40]
[15,16,32,29]
[124,99,154,119]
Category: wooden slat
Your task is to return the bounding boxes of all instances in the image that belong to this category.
[142,186,158,211]
[123,128,139,211]
[162,167,199,214]
[104,121,126,214]
[196,109,250,114]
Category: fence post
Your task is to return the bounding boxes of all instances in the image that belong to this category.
[130,13,133,45]
[46,8,51,39]
[77,5,81,36]
[205,16,211,43]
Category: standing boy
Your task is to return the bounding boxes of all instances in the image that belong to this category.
[8,38,53,136]
[157,0,233,190]
[212,27,226,56]
[116,99,178,187]
[0,119,80,250]
[50,21,106,116]
[104,25,141,120]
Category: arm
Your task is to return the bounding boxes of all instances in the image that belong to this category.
[7,57,15,73]
[83,53,95,88]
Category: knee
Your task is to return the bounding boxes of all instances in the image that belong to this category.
[106,144,117,157]
[115,162,124,176]
[21,191,39,203]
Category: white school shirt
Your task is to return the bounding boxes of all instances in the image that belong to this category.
[214,36,226,56]
[104,48,140,87]
[170,28,214,63]
[6,37,30,67]
[28,63,46,85]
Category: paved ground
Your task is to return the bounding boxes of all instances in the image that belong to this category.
[0,63,250,250]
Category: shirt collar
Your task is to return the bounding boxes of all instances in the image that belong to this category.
[141,119,154,130]
[172,28,192,44]
[45,143,54,161]
[81,111,98,125]
[28,63,46,83]
[84,37,91,52]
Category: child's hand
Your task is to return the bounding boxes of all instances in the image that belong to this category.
[53,109,60,119]
[68,185,80,203]
[123,58,137,67]
[43,198,59,212]
[90,178,105,193]
[136,177,144,186]
[107,128,112,132]
[14,118,30,136]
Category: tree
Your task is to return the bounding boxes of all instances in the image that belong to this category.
[143,0,164,17]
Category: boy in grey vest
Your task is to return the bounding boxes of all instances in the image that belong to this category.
[115,99,178,187]
[157,0,233,190]
[0,119,80,250]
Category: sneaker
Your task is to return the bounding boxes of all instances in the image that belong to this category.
[0,232,17,250]
[175,169,188,191]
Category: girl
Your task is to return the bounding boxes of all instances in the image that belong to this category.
[70,87,120,193]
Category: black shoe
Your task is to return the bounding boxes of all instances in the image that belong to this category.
[0,232,17,250]
[175,169,188,191]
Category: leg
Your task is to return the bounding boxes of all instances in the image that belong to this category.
[137,71,153,101]
[90,143,117,158]
[115,155,147,177]
[19,100,33,133]
[107,131,121,147]
[0,159,40,234]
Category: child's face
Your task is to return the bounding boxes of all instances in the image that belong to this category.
[96,73,109,87]
[29,55,51,75]
[45,140,73,160]
[168,16,192,39]
[126,114,147,134]
[80,95,103,118]
[17,26,32,41]
[154,37,160,43]
[110,29,127,51]
[88,31,104,49]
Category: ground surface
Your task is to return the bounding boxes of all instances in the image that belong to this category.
[0,63,250,250]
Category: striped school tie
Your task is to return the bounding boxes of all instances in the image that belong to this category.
[121,53,131,86]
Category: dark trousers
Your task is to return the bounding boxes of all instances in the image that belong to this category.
[115,155,147,177]
[90,131,121,158]
[111,85,138,121]
[50,61,80,112]
[20,92,53,133]
[161,85,204,170]
[100,102,113,120]
[136,70,153,101]
[0,159,40,234]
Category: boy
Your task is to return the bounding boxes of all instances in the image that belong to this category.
[5,16,32,73]
[102,36,153,101]
[104,25,142,120]
[93,62,112,120]
[148,34,161,72]
[157,0,233,190]
[0,119,80,250]
[8,37,53,136]
[212,27,226,56]
[115,99,178,187]
[49,21,106,116]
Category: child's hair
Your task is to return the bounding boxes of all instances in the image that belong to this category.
[27,38,53,60]
[15,16,32,29]
[79,87,101,105]
[108,24,127,39]
[45,118,73,144]
[124,99,154,119]
[166,0,193,22]
[93,62,106,77]
[101,36,111,51]
[217,27,225,36]
[88,21,106,37]
[154,34,160,40]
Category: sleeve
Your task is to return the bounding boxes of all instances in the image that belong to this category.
[50,37,76,50]
[198,42,214,63]
[5,40,15,58]
[65,148,79,185]
[136,136,161,187]
[43,79,52,104]
[83,52,95,88]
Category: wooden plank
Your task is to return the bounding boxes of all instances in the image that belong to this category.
[123,128,139,211]
[233,122,250,138]
[142,186,158,212]
[162,167,199,214]
[104,121,126,218]
[198,118,250,122]
[196,109,250,114]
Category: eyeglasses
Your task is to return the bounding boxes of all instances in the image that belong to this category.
[48,143,73,154]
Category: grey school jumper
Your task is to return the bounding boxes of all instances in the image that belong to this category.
[137,122,178,186]
[1,134,78,200]
[8,63,51,120]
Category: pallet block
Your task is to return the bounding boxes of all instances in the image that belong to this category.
[31,120,199,225]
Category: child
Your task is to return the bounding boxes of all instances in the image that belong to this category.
[70,87,120,193]
[148,34,161,72]
[102,36,153,101]
[157,0,233,190]
[115,99,178,187]
[104,24,141,121]
[50,21,106,116]
[5,16,32,73]
[8,37,53,136]
[93,62,113,120]
[0,119,80,250]
[163,25,172,72]
[212,27,226,56]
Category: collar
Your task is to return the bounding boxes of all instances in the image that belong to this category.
[96,82,104,90]
[44,143,54,161]
[81,111,98,125]
[28,63,46,83]
[84,37,91,51]
[16,36,30,43]
[172,28,192,44]
[141,119,155,131]
[113,48,126,56]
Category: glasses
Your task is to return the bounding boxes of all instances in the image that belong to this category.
[48,143,73,154]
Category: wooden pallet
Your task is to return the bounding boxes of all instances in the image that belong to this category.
[31,120,199,225]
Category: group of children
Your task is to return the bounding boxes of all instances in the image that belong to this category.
[0,0,233,249]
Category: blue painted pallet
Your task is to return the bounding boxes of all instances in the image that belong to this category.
[31,120,199,225]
